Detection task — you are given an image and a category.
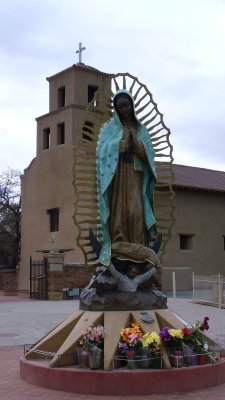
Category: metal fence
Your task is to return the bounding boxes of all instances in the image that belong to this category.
[192,273,225,308]
[29,257,48,300]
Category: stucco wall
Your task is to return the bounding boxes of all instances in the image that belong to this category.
[161,188,225,290]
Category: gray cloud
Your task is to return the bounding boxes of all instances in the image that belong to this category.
[1,0,225,174]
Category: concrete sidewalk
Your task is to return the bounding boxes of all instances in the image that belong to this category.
[1,295,225,399]
[0,296,76,347]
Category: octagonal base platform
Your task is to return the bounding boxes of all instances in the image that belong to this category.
[20,357,225,396]
[20,308,225,395]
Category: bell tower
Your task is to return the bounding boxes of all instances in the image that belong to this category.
[19,62,109,295]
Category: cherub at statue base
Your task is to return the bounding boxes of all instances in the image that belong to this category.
[80,285,167,311]
[79,259,167,311]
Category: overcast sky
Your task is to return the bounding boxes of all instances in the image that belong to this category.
[1,0,225,175]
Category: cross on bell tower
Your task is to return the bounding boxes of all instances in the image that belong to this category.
[76,42,86,63]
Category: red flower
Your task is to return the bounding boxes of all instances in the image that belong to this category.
[182,327,191,336]
[203,316,209,330]
[127,350,135,359]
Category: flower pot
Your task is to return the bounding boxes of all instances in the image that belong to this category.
[198,354,207,365]
[183,345,194,366]
[167,345,181,356]
[169,351,184,368]
[148,349,162,369]
[76,348,89,368]
[88,354,102,369]
[140,348,150,369]
[127,358,136,369]
[182,345,193,355]
[150,357,162,369]
[76,346,83,366]
[190,354,198,365]
[113,355,127,369]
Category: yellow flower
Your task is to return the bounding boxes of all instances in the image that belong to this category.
[168,329,184,339]
[142,331,161,348]
[151,332,161,346]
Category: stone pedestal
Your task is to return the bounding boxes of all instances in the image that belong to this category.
[45,252,64,300]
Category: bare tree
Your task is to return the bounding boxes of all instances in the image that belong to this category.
[0,168,21,268]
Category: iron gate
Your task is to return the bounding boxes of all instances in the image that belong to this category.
[29,257,48,300]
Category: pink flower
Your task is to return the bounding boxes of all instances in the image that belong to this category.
[127,350,135,359]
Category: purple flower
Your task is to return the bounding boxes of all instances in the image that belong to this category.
[118,342,129,353]
[159,327,172,342]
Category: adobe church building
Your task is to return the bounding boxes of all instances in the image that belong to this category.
[161,164,225,290]
[17,62,225,298]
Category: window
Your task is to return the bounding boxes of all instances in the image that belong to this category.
[57,123,65,145]
[179,234,194,250]
[43,128,50,150]
[47,208,59,232]
[83,121,94,142]
[88,85,98,105]
[58,86,65,107]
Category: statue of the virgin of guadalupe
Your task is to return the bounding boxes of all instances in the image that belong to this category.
[96,89,160,271]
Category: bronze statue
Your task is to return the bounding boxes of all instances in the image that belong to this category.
[96,89,160,271]
[79,89,167,310]
[74,73,174,310]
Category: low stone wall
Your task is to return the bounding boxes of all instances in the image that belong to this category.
[63,264,93,289]
[0,269,17,292]
[47,264,92,300]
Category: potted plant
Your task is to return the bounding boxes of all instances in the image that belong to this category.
[188,317,209,365]
[159,327,184,352]
[79,324,105,369]
[159,316,210,368]
[118,322,143,369]
[159,327,188,367]
[142,331,162,369]
[181,326,198,365]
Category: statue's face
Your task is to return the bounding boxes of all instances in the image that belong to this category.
[127,266,139,279]
[115,97,132,121]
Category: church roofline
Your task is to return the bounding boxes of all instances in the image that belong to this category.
[46,63,111,81]
[172,163,225,193]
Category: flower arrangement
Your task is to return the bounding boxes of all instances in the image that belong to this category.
[159,317,210,355]
[192,316,209,332]
[142,331,161,362]
[119,322,143,356]
[189,317,209,353]
[159,327,184,351]
[80,324,105,351]
[118,323,161,357]
[116,323,162,369]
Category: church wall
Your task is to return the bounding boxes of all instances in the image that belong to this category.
[161,189,225,290]
[19,123,84,292]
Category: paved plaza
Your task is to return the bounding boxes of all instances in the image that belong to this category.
[1,294,225,399]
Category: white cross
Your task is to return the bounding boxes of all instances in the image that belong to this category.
[76,42,86,63]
